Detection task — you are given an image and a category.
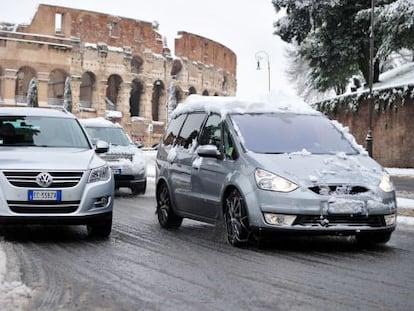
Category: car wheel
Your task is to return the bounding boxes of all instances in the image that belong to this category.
[355,232,392,245]
[131,181,146,195]
[87,219,112,238]
[224,189,250,247]
[156,183,183,228]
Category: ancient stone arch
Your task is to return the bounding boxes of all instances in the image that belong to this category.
[130,79,144,117]
[79,71,96,108]
[175,86,184,104]
[202,90,209,96]
[15,66,37,104]
[131,55,144,75]
[151,80,165,121]
[188,86,197,95]
[48,68,69,106]
[106,74,123,111]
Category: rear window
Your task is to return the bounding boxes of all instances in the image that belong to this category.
[230,113,358,155]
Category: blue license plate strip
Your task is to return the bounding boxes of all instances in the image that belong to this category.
[28,190,62,201]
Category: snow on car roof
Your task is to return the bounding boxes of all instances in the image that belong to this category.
[171,90,321,118]
[79,117,122,128]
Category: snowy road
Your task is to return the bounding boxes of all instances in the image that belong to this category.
[0,173,414,310]
[1,151,414,310]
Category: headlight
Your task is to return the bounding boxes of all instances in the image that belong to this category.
[379,174,394,192]
[255,168,298,192]
[88,165,110,183]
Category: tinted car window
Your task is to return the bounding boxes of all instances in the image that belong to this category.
[175,112,206,149]
[199,114,222,149]
[230,113,358,154]
[0,116,89,148]
[162,114,187,146]
[223,124,237,160]
[85,126,130,146]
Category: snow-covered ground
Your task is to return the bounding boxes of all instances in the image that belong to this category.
[0,150,413,301]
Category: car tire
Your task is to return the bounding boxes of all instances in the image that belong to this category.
[156,182,183,228]
[224,188,250,247]
[87,219,112,238]
[355,232,392,245]
[131,180,146,195]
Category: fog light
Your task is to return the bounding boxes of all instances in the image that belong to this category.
[94,196,111,208]
[384,213,397,226]
[264,213,296,226]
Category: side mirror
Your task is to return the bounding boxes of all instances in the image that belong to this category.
[95,140,109,154]
[197,145,221,159]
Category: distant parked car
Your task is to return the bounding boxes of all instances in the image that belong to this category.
[80,118,147,195]
[155,95,397,247]
[0,107,114,237]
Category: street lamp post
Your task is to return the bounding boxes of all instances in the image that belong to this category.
[255,51,271,92]
[366,0,375,157]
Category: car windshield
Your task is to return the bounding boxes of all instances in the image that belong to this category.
[0,115,90,148]
[230,113,358,155]
[85,126,131,146]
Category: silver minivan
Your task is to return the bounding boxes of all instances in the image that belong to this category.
[155,95,397,246]
[0,107,114,237]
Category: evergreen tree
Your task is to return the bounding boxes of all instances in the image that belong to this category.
[27,77,38,107]
[273,0,414,94]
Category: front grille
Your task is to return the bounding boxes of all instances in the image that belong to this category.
[309,185,369,195]
[7,200,80,214]
[3,171,83,188]
[294,215,385,227]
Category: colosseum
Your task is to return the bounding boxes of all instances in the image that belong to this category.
[0,4,237,146]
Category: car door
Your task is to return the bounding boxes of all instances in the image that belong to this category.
[170,112,206,214]
[156,113,186,205]
[190,114,229,220]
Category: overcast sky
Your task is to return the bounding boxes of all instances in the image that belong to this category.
[0,0,295,97]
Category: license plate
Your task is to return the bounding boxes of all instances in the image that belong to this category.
[112,168,122,175]
[28,190,62,201]
[328,199,366,215]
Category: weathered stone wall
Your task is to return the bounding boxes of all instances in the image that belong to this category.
[0,4,237,147]
[315,85,414,168]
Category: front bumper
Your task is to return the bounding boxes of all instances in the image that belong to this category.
[244,186,397,236]
[0,171,114,224]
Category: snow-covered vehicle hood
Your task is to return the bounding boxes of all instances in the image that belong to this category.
[106,144,136,155]
[246,152,385,189]
[0,147,105,171]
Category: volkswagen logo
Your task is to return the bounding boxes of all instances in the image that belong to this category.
[36,172,53,188]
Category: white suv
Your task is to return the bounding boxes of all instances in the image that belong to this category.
[80,118,147,195]
[0,107,114,237]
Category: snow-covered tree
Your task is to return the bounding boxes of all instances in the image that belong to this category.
[284,44,335,102]
[27,77,38,107]
[63,76,72,112]
[166,79,177,123]
[273,0,414,94]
